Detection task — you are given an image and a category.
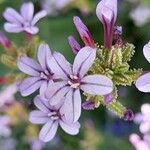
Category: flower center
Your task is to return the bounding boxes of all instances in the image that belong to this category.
[40,70,53,81]
[23,22,30,28]
[47,111,60,120]
[68,75,80,89]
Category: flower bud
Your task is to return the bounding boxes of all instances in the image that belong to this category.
[0,32,11,48]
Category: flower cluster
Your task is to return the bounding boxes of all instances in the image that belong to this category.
[0,0,147,144]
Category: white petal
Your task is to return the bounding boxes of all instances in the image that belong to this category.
[4,23,23,33]
[37,43,52,70]
[39,120,58,142]
[135,73,150,93]
[73,46,96,78]
[60,120,80,135]
[24,26,39,34]
[20,2,34,22]
[143,42,150,63]
[32,10,47,25]
[3,8,24,23]
[64,89,81,123]
[81,75,113,95]
[29,110,49,124]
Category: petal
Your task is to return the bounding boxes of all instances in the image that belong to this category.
[20,2,34,22]
[40,81,48,95]
[73,46,96,78]
[32,10,47,25]
[48,52,72,79]
[45,82,70,105]
[64,89,81,123]
[18,77,42,96]
[60,120,80,135]
[143,42,150,63]
[4,23,23,33]
[3,8,24,23]
[37,43,52,70]
[29,110,48,124]
[80,75,113,95]
[17,55,42,76]
[39,120,58,142]
[24,26,39,34]
[135,73,150,93]
[96,0,117,24]
[34,96,50,113]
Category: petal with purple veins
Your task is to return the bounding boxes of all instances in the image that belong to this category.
[40,81,48,95]
[64,89,81,123]
[48,52,72,79]
[135,73,150,93]
[20,2,34,22]
[37,43,52,70]
[29,110,49,124]
[80,75,113,95]
[19,77,43,96]
[32,10,47,25]
[59,120,80,135]
[34,96,50,113]
[17,56,42,76]
[73,46,96,78]
[45,81,70,106]
[39,120,58,142]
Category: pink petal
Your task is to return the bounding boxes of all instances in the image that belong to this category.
[32,10,47,25]
[59,120,80,135]
[143,42,150,63]
[20,2,34,22]
[4,23,23,33]
[64,89,81,123]
[34,96,50,113]
[29,110,48,124]
[39,120,58,142]
[3,8,24,23]
[73,46,96,78]
[80,75,113,95]
[48,52,72,79]
[19,77,42,96]
[17,56,42,76]
[37,43,52,70]
[135,73,150,93]
[45,81,70,105]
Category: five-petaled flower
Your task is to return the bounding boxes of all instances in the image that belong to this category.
[45,46,113,123]
[3,2,47,34]
[29,96,80,142]
[17,44,55,96]
[136,42,150,93]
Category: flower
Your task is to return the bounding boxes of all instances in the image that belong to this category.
[73,16,95,48]
[96,0,118,49]
[0,84,17,108]
[3,2,47,34]
[29,96,80,142]
[46,46,113,122]
[136,42,150,93]
[0,32,11,48]
[0,115,11,137]
[17,43,54,96]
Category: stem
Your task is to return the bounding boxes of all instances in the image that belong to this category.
[24,31,32,43]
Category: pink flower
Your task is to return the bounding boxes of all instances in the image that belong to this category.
[0,32,11,48]
[3,2,47,34]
